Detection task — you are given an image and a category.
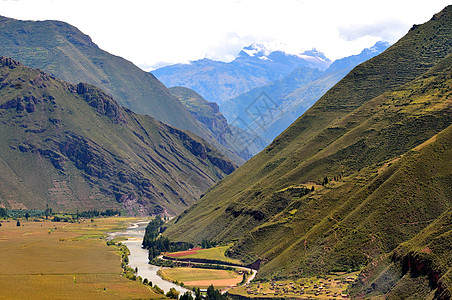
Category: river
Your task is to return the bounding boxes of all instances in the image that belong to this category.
[109,220,191,295]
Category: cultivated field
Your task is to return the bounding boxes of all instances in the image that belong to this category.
[165,245,242,265]
[158,267,243,289]
[0,217,165,299]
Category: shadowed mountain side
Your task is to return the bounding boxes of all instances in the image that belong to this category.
[0,57,236,216]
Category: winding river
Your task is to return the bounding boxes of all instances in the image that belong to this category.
[109,220,191,295]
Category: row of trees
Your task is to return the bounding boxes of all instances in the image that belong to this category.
[142,217,193,260]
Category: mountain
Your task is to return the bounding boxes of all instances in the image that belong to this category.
[153,44,331,104]
[220,41,390,142]
[164,5,452,297]
[0,15,246,164]
[0,16,204,135]
[0,57,236,216]
[169,86,269,160]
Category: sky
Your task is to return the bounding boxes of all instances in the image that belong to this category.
[0,0,450,71]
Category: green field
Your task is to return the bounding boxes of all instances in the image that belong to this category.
[0,217,165,299]
[158,267,242,289]
[168,245,243,265]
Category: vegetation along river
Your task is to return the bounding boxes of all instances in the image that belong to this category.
[109,220,191,295]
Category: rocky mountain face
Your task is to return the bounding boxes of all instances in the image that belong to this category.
[153,44,331,105]
[221,42,390,142]
[0,15,248,164]
[165,5,452,298]
[0,57,236,216]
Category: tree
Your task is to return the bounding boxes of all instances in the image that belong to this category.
[206,285,223,300]
[193,287,202,300]
[166,288,180,299]
[25,212,30,220]
[0,207,8,218]
[180,291,193,300]
[16,220,21,226]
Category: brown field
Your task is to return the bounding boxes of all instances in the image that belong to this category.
[0,218,165,299]
[158,267,243,289]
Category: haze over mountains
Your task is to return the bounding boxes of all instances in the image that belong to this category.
[0,57,236,215]
[153,44,331,105]
[221,41,390,141]
[165,5,452,298]
[154,41,390,148]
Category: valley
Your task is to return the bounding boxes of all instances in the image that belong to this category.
[0,2,451,299]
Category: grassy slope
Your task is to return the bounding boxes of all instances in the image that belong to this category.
[0,58,236,215]
[0,16,225,157]
[166,5,452,242]
[164,6,452,292]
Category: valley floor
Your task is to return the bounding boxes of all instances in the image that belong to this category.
[0,217,164,299]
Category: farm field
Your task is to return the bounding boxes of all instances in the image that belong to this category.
[165,245,242,265]
[158,267,243,289]
[0,217,165,299]
[228,272,359,299]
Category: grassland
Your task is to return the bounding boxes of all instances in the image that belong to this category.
[0,217,165,299]
[166,245,243,265]
[158,267,242,289]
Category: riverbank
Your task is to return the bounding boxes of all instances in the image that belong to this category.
[110,220,192,295]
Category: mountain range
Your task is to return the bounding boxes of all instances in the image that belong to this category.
[164,5,452,298]
[0,15,247,164]
[153,44,331,105]
[220,41,390,142]
[0,57,236,216]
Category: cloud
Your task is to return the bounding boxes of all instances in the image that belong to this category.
[0,0,450,70]
[338,19,408,43]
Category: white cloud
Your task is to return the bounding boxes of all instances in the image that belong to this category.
[0,0,450,70]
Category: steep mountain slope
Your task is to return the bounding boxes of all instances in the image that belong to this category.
[0,16,249,164]
[169,87,232,146]
[164,5,452,291]
[153,44,330,104]
[221,42,390,142]
[169,86,269,160]
[0,57,236,215]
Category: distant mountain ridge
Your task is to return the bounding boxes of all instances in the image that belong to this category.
[169,86,269,159]
[0,57,236,215]
[221,41,390,142]
[153,44,331,104]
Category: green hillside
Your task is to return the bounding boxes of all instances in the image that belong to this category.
[0,16,225,156]
[0,57,236,215]
[164,5,452,296]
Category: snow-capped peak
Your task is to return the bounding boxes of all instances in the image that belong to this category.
[240,43,271,59]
